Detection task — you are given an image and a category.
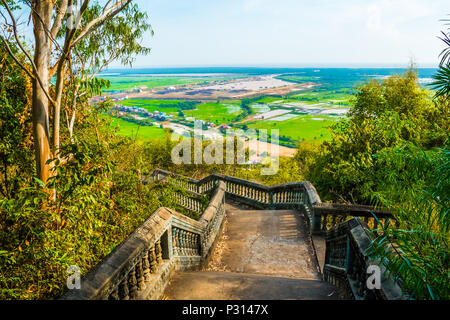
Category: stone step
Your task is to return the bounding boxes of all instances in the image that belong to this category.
[209,206,321,280]
[163,271,339,300]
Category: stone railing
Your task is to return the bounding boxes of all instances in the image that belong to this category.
[323,218,407,300]
[173,190,206,216]
[151,169,392,235]
[313,203,394,235]
[61,181,226,300]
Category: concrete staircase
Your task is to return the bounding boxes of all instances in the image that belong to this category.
[163,202,338,300]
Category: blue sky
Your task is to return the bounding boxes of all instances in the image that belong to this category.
[124,0,448,68]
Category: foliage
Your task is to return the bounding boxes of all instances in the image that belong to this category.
[368,144,449,300]
[431,64,450,98]
[431,20,450,98]
[305,68,448,203]
[0,101,181,300]
[0,42,34,198]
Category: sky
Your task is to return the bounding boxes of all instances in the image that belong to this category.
[121,0,448,68]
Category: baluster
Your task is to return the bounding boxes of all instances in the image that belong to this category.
[156,239,163,264]
[142,251,150,282]
[149,246,157,273]
[179,230,186,255]
[172,228,178,256]
[192,234,196,255]
[185,232,191,255]
[321,215,327,232]
[183,231,188,255]
[128,269,138,299]
[194,234,199,255]
[186,233,191,255]
[109,288,119,300]
[135,258,145,291]
[119,278,129,300]
[192,234,197,255]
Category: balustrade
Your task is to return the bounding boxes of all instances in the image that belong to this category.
[323,218,405,300]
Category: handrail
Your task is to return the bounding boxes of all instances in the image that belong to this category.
[151,169,393,235]
[323,218,407,300]
[60,168,399,300]
[61,181,226,300]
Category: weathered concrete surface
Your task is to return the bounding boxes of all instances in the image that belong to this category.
[312,235,326,274]
[207,204,321,280]
[163,204,338,300]
[164,271,338,300]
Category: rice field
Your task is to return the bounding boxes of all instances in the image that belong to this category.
[107,116,167,141]
[246,114,342,142]
[183,102,242,124]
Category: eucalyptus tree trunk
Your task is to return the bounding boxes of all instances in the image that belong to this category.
[31,0,53,183]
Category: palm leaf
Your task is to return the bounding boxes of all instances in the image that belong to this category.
[430,64,450,98]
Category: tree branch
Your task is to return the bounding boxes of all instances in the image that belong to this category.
[50,0,69,40]
[71,0,131,48]
[0,34,35,80]
[1,0,56,106]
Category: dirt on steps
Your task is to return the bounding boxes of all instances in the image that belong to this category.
[207,204,321,280]
[163,203,339,300]
[163,271,339,300]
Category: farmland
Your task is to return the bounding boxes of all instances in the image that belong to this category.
[107,116,167,141]
[98,67,437,151]
[101,76,219,92]
[183,102,242,124]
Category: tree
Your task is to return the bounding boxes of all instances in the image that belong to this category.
[0,41,34,199]
[0,0,152,185]
[306,68,448,203]
[431,17,450,98]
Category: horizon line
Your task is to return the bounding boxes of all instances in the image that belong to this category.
[105,63,438,70]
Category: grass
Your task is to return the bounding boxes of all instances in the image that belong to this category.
[120,99,183,114]
[183,102,243,124]
[102,77,204,91]
[246,114,342,142]
[107,116,167,141]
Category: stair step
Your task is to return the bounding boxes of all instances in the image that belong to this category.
[209,206,321,280]
[163,271,338,300]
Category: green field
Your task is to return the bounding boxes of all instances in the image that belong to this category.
[120,99,184,114]
[108,116,167,141]
[102,73,355,146]
[246,114,341,142]
[183,102,242,124]
[102,77,205,91]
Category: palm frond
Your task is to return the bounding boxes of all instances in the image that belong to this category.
[430,64,450,98]
[438,32,450,66]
